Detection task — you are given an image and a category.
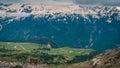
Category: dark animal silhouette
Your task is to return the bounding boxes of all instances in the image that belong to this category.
[29,57,39,66]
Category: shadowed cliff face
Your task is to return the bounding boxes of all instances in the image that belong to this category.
[0,12,120,51]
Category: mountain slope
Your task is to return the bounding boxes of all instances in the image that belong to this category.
[69,48,120,68]
[0,3,120,51]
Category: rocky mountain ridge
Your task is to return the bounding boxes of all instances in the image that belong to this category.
[0,3,120,51]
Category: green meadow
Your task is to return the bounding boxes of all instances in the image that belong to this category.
[0,42,97,64]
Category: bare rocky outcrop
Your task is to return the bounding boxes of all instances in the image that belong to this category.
[0,61,48,68]
[0,61,22,68]
[68,48,120,68]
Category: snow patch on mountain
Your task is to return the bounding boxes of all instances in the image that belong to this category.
[0,3,96,19]
[117,7,120,10]
[0,3,120,27]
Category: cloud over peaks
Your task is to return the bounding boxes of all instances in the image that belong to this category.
[73,0,120,6]
[1,0,120,6]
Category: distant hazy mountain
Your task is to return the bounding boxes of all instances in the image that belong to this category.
[0,3,120,51]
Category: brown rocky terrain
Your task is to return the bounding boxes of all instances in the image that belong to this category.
[0,61,48,68]
[68,48,120,68]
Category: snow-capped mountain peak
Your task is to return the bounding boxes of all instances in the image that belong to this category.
[0,2,120,51]
[0,2,120,25]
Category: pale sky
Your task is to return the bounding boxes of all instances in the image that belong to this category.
[0,0,120,6]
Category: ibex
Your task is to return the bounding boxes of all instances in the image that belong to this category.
[29,57,39,66]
